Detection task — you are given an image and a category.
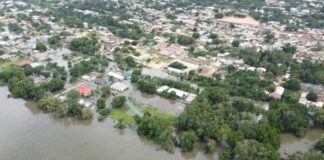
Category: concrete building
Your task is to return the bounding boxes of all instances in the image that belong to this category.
[107,72,124,81]
[111,82,128,92]
[0,54,16,61]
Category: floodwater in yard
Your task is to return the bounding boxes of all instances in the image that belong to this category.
[122,82,186,116]
[0,87,212,160]
[279,128,324,158]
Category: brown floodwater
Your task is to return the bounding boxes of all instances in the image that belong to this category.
[0,86,323,160]
[0,87,212,160]
[279,128,324,158]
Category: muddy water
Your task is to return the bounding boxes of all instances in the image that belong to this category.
[279,128,324,158]
[1,86,323,160]
[0,87,210,160]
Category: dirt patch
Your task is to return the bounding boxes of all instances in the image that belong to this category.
[220,16,260,26]
[144,60,169,69]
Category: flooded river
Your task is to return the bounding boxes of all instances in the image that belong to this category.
[0,87,210,160]
[0,86,323,160]
[279,129,324,158]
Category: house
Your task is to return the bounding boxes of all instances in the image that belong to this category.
[0,18,17,25]
[28,74,51,84]
[167,88,188,99]
[30,62,43,68]
[0,54,17,61]
[78,86,92,97]
[82,75,95,82]
[269,86,285,100]
[256,67,267,74]
[107,72,124,81]
[269,92,282,100]
[16,60,32,67]
[94,78,107,86]
[31,52,49,61]
[111,82,128,92]
[185,93,197,103]
[167,67,185,75]
[157,86,170,93]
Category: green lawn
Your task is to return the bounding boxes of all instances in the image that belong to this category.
[110,109,135,122]
[155,56,171,63]
[0,61,16,70]
[147,47,158,54]
[143,107,176,124]
[131,101,176,124]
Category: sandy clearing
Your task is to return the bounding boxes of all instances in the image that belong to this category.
[220,16,260,26]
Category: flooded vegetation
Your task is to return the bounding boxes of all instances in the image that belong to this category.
[0,87,211,160]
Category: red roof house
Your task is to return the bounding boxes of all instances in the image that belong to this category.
[78,86,92,97]
[16,60,32,67]
[269,92,282,100]
[301,33,312,41]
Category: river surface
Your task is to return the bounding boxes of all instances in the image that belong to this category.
[279,129,324,158]
[0,87,212,160]
[0,86,323,160]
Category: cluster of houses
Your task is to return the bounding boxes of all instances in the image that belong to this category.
[0,0,323,116]
[78,71,130,97]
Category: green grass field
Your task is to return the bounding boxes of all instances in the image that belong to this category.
[110,109,135,122]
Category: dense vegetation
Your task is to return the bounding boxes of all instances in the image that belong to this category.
[291,60,324,85]
[232,44,296,77]
[168,61,187,70]
[0,63,66,101]
[69,56,109,78]
[46,1,143,39]
[69,34,100,55]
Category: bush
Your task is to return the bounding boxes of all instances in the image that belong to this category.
[131,69,142,83]
[168,61,187,70]
[111,96,126,108]
[232,40,240,47]
[177,35,195,46]
[215,13,224,19]
[96,98,106,110]
[138,80,157,94]
[315,136,324,153]
[81,107,93,120]
[101,86,111,98]
[38,97,62,112]
[179,131,198,152]
[98,108,111,121]
[204,139,217,154]
[35,40,47,52]
[115,119,127,129]
[283,79,301,91]
[306,91,318,102]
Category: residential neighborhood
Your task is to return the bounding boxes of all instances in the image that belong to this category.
[0,0,323,160]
